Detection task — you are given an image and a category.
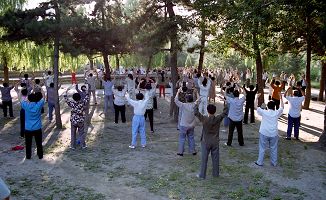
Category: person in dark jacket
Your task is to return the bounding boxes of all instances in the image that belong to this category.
[243,84,258,124]
[194,103,228,179]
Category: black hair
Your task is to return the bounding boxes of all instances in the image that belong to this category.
[182,86,188,92]
[275,81,280,86]
[267,101,276,110]
[72,93,81,101]
[117,86,123,91]
[136,92,144,100]
[202,78,208,87]
[128,74,133,80]
[226,82,231,86]
[81,85,87,91]
[50,83,54,88]
[35,79,40,84]
[24,74,28,79]
[211,77,216,81]
[47,71,52,75]
[249,85,255,91]
[20,83,27,88]
[296,81,302,87]
[293,90,299,97]
[21,89,28,96]
[185,94,193,103]
[3,82,8,87]
[233,90,240,97]
[145,84,152,90]
[35,92,43,102]
[227,87,234,94]
[196,73,201,78]
[160,71,165,82]
[28,93,36,102]
[207,104,216,115]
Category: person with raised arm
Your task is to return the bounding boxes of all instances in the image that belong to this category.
[197,75,211,115]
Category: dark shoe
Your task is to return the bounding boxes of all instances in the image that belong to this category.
[192,152,197,156]
[295,137,299,140]
[285,137,291,140]
[239,144,244,146]
[254,161,263,167]
[177,153,183,156]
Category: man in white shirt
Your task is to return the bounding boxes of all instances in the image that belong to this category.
[126,92,150,149]
[102,77,114,113]
[225,89,246,146]
[255,93,284,167]
[284,87,305,140]
[86,71,98,104]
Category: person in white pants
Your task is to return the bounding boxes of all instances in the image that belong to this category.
[198,77,211,116]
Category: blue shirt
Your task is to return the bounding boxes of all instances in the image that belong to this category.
[21,99,45,131]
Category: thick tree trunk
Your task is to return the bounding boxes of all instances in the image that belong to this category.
[53,2,62,129]
[318,61,326,101]
[303,14,312,109]
[166,0,178,122]
[253,27,264,105]
[147,55,153,73]
[198,25,205,74]
[103,53,110,79]
[3,57,9,83]
[89,57,94,70]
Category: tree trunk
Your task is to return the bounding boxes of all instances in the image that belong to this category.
[166,0,178,122]
[89,57,94,70]
[198,23,205,74]
[253,25,264,105]
[3,57,9,83]
[147,54,153,73]
[318,61,326,101]
[53,2,62,129]
[103,53,110,79]
[303,15,312,109]
[115,54,120,70]
[318,105,326,147]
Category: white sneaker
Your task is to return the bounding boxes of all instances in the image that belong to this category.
[141,145,146,148]
[129,145,135,149]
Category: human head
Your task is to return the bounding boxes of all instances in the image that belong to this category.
[249,85,255,91]
[3,82,8,87]
[207,104,216,115]
[89,73,93,77]
[293,90,299,97]
[35,92,43,102]
[28,93,36,102]
[185,94,193,103]
[233,90,240,98]
[35,79,40,85]
[145,84,152,90]
[136,92,144,100]
[202,78,208,87]
[128,74,133,80]
[267,100,276,110]
[50,83,54,88]
[24,74,28,79]
[182,86,188,92]
[196,73,201,78]
[47,71,52,75]
[81,85,87,92]
[117,85,123,91]
[20,83,27,88]
[21,89,28,96]
[72,93,81,101]
[275,81,280,86]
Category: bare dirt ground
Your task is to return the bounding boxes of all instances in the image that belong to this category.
[0,87,325,200]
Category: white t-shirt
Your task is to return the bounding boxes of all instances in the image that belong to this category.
[113,87,127,106]
[198,79,211,97]
[257,107,283,137]
[226,95,246,121]
[43,74,54,87]
[285,96,305,118]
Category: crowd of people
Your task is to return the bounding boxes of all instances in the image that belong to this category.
[0,66,309,198]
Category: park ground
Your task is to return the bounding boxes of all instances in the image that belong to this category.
[0,86,325,200]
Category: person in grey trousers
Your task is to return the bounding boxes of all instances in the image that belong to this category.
[194,102,228,179]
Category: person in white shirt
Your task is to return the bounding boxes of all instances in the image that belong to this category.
[224,88,246,146]
[198,77,211,115]
[284,87,305,140]
[112,85,127,123]
[255,93,284,167]
[86,71,98,104]
[126,91,150,149]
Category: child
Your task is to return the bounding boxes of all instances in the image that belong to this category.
[64,86,90,149]
[174,87,198,156]
[112,85,127,123]
[195,103,228,179]
[126,91,150,148]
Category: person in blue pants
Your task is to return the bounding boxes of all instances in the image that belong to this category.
[126,92,149,148]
